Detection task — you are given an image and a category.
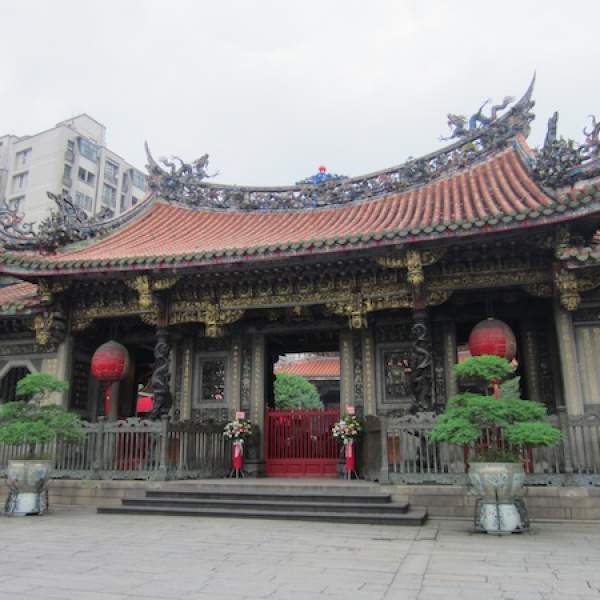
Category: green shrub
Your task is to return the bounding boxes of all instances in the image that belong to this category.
[0,372,82,458]
[429,356,562,462]
[16,372,69,403]
[273,373,323,409]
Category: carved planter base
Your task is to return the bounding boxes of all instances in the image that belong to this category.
[468,462,528,534]
[5,459,52,516]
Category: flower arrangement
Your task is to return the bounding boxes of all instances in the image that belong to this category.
[332,415,362,444]
[223,418,253,441]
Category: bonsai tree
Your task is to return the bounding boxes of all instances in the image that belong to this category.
[429,355,562,462]
[0,373,83,459]
[15,372,69,403]
[273,373,323,409]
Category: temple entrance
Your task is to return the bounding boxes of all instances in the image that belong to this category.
[264,329,341,477]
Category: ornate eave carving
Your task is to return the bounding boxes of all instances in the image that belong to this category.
[376,248,446,288]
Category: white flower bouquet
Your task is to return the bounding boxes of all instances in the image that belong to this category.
[223,418,253,441]
[331,415,362,444]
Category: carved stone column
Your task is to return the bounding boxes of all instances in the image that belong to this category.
[521,322,542,403]
[339,329,355,409]
[442,321,458,399]
[410,309,433,411]
[361,328,377,416]
[151,327,172,418]
[41,335,73,407]
[179,338,194,420]
[249,333,266,466]
[229,333,242,415]
[553,302,584,416]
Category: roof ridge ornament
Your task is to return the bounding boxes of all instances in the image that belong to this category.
[0,191,124,254]
[531,111,600,188]
[144,77,536,212]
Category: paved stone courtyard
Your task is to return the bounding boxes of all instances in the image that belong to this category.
[1,509,600,599]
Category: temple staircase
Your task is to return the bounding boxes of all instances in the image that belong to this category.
[97,479,427,526]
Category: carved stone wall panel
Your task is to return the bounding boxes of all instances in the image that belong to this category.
[574,324,600,408]
[229,334,242,413]
[361,329,377,416]
[352,332,363,406]
[339,330,354,407]
[431,321,446,410]
[240,341,252,412]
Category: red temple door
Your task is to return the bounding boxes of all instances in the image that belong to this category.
[265,408,340,477]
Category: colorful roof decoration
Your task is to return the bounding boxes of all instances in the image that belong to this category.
[2,144,600,276]
[275,356,340,379]
[296,166,347,186]
[0,281,40,314]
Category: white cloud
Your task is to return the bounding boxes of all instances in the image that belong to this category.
[1,0,598,184]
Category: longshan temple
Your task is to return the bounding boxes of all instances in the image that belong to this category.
[1,77,600,482]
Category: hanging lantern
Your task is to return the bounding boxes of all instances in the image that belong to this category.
[468,318,517,361]
[91,341,130,418]
[91,341,130,382]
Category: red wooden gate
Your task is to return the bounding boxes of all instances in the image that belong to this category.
[265,409,340,477]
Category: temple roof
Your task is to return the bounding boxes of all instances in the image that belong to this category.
[275,356,340,379]
[0,281,40,315]
[3,144,600,276]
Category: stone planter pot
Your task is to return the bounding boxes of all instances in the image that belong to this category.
[5,459,52,515]
[468,462,527,534]
[468,462,525,501]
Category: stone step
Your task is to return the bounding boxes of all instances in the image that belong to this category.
[122,496,409,514]
[98,504,427,526]
[145,489,392,504]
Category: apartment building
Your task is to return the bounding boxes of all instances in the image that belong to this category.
[0,114,146,224]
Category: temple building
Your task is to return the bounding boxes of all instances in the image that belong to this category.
[1,77,600,481]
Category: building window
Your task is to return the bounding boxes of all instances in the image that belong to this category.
[78,167,95,186]
[64,164,72,178]
[74,191,93,212]
[104,161,119,183]
[14,148,31,168]
[131,196,139,206]
[8,196,25,211]
[11,172,28,193]
[67,139,75,152]
[192,357,226,407]
[131,169,146,190]
[120,194,127,212]
[102,184,116,208]
[78,138,98,162]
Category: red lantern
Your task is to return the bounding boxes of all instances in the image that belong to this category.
[91,341,130,383]
[91,341,130,417]
[468,318,517,361]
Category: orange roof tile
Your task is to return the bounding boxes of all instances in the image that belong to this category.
[2,146,598,276]
[0,281,39,312]
[275,357,340,378]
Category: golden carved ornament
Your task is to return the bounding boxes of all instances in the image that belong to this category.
[376,248,445,287]
[554,269,580,311]
[125,276,153,309]
[37,280,69,304]
[33,313,53,346]
[522,283,554,298]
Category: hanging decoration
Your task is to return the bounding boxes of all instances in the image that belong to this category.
[468,318,517,361]
[91,341,130,417]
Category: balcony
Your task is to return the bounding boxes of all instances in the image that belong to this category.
[64,150,75,163]
[104,172,118,186]
[62,175,73,188]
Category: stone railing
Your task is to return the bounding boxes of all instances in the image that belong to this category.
[380,411,600,486]
[0,417,230,481]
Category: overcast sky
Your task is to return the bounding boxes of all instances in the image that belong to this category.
[1,1,598,185]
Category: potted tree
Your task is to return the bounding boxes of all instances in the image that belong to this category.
[1,373,84,515]
[429,355,562,534]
